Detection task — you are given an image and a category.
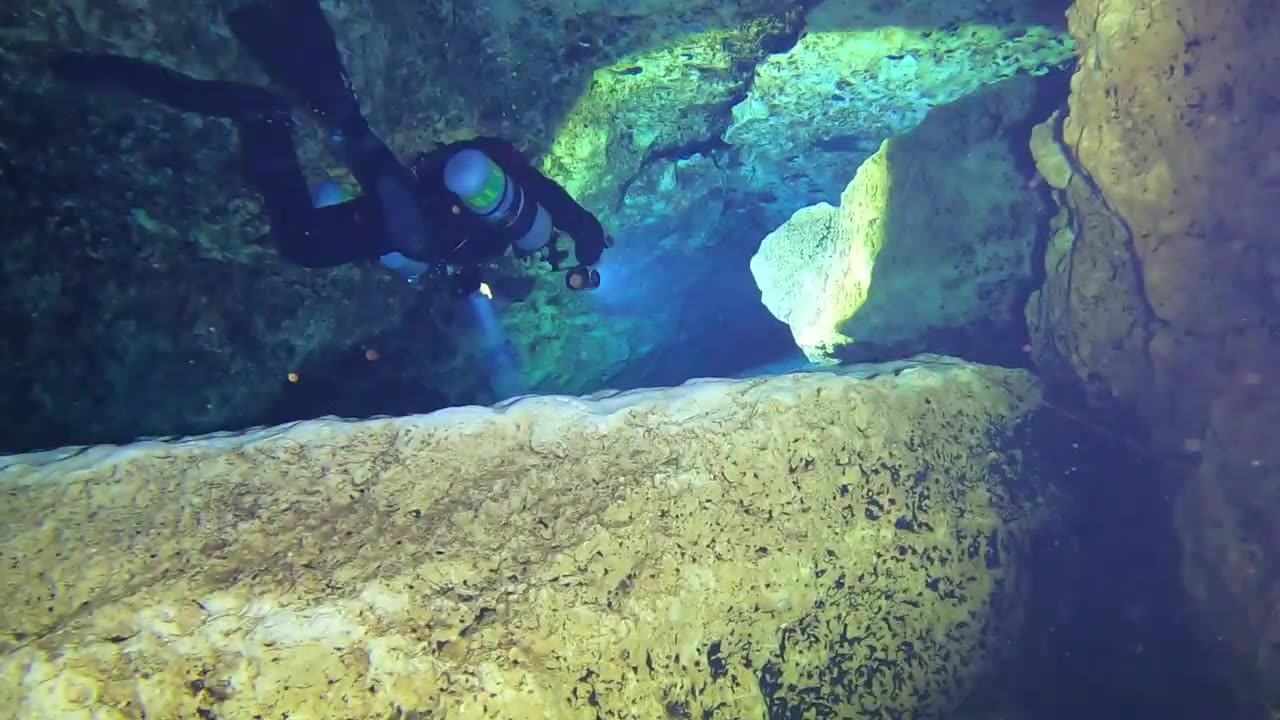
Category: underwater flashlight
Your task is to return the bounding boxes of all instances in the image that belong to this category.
[565,266,601,292]
[479,282,493,300]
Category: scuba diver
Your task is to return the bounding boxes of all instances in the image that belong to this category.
[49,0,609,297]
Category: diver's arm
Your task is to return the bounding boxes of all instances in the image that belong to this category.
[473,137,608,266]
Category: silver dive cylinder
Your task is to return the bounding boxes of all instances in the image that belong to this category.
[443,148,553,255]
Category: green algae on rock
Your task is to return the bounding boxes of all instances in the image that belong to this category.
[0,357,1050,719]
[539,16,791,215]
[722,2,1076,164]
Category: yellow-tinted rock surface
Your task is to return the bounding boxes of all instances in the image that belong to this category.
[751,78,1043,366]
[0,358,1048,719]
[1026,0,1280,714]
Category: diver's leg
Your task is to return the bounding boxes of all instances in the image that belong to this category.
[226,0,358,127]
[235,117,395,267]
[50,52,287,119]
[226,0,413,208]
[50,52,386,267]
[234,116,314,259]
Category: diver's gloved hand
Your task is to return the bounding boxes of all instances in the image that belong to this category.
[571,215,609,266]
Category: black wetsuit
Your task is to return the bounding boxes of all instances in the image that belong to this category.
[259,133,606,276]
[49,0,607,293]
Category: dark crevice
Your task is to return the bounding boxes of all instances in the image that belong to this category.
[759,1,820,55]
[614,0,802,207]
[648,136,729,164]
[615,78,749,210]
[612,133,732,212]
[1010,68,1074,307]
[759,24,803,55]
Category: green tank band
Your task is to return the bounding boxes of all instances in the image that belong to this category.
[462,157,506,210]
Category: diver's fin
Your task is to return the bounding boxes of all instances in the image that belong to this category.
[227,0,360,128]
[50,52,292,120]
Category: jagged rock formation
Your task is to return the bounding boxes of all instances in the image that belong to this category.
[0,0,796,451]
[1025,0,1280,715]
[723,0,1072,220]
[0,357,1051,719]
[750,77,1046,364]
[1,0,1073,452]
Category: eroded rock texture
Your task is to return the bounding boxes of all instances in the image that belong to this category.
[1025,0,1280,714]
[750,77,1047,364]
[0,0,798,450]
[0,358,1049,719]
[1,0,1074,452]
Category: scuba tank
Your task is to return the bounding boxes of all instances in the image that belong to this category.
[443,148,553,256]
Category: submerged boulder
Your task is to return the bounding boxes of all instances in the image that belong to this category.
[750,78,1046,364]
[0,357,1050,719]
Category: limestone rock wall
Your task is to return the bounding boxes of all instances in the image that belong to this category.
[724,0,1071,157]
[0,358,1049,719]
[721,0,1074,223]
[1025,0,1280,714]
